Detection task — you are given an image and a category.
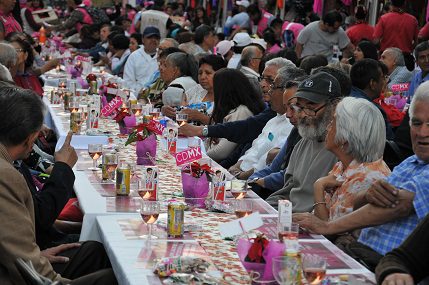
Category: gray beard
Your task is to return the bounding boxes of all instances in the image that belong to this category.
[297,109,331,141]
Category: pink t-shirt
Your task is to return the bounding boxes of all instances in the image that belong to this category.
[0,10,23,36]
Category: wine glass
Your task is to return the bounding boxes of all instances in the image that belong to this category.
[137,180,156,201]
[232,200,253,218]
[88,144,103,170]
[131,103,143,116]
[302,254,327,285]
[230,179,248,199]
[140,200,160,240]
[272,256,302,285]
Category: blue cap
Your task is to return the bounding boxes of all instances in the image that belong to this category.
[143,26,161,38]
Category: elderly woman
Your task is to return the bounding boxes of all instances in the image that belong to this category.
[180,54,227,125]
[160,52,199,118]
[294,97,391,245]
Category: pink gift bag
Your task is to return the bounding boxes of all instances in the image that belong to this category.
[181,172,210,208]
[136,134,157,165]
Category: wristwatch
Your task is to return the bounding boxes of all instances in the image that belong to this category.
[202,126,209,137]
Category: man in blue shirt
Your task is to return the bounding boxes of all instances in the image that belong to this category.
[407,41,429,102]
[294,80,429,265]
[224,0,251,35]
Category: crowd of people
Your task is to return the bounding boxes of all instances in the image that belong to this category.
[1,0,429,284]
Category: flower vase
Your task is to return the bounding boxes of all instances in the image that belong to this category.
[237,239,285,282]
[136,134,157,165]
[181,172,209,208]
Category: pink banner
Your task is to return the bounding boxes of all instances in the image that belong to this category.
[100,96,122,117]
[174,147,203,166]
[391,83,410,92]
[148,120,165,135]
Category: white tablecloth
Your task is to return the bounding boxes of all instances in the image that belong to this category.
[43,97,108,150]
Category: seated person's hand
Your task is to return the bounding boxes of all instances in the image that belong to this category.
[40,124,53,137]
[366,180,399,208]
[54,132,78,168]
[41,243,81,264]
[237,168,254,180]
[292,213,329,235]
[45,58,61,71]
[161,105,176,118]
[266,148,280,165]
[315,174,342,195]
[382,273,414,285]
[228,161,242,177]
[178,124,203,137]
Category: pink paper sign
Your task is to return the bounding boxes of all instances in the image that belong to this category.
[148,120,165,135]
[391,83,409,92]
[174,147,202,166]
[101,96,122,117]
[75,55,91,62]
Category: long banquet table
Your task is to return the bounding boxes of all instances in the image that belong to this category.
[44,90,376,285]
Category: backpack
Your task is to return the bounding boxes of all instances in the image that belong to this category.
[80,6,110,25]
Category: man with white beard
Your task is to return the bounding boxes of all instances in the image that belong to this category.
[266,72,342,212]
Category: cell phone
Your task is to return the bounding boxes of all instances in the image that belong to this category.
[247,177,259,186]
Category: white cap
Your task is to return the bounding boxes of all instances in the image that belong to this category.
[216,40,234,56]
[236,0,250,8]
[232,32,252,47]
[252,38,267,51]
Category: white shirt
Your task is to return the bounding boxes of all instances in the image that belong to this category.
[123,47,158,92]
[240,114,293,171]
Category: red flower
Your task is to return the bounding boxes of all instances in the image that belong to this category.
[245,235,269,264]
[86,73,97,82]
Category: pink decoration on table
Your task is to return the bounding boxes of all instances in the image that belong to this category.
[136,135,157,165]
[181,172,209,208]
[174,147,202,166]
[237,239,285,282]
[77,77,89,89]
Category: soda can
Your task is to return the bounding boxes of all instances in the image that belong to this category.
[116,163,130,196]
[70,112,82,134]
[167,201,186,238]
[63,92,71,110]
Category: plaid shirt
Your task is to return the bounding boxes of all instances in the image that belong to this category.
[358,155,429,255]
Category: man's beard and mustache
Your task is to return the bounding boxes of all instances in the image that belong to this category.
[297,105,333,141]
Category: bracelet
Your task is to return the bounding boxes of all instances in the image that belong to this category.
[312,201,327,209]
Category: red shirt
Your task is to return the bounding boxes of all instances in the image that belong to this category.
[14,73,44,97]
[346,22,375,46]
[419,22,429,40]
[373,11,419,53]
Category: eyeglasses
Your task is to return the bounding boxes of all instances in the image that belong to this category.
[270,83,284,92]
[290,103,327,116]
[15,48,25,53]
[259,76,274,84]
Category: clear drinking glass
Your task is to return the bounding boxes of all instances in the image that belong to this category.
[272,256,302,285]
[230,179,248,199]
[232,199,253,218]
[137,180,156,201]
[140,200,160,240]
[88,144,103,170]
[302,254,327,285]
[131,103,143,116]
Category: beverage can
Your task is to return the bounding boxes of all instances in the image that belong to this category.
[89,81,98,95]
[167,201,186,238]
[63,92,71,110]
[116,164,130,196]
[283,253,302,284]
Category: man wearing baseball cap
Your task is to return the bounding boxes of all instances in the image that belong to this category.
[266,72,343,212]
[123,26,161,92]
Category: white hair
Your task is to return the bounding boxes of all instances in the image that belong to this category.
[265,57,296,69]
[409,81,429,119]
[0,63,12,81]
[335,97,386,163]
[0,42,17,69]
[384,47,405,66]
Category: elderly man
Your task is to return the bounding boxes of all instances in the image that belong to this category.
[228,67,306,180]
[265,72,341,211]
[0,42,17,78]
[294,81,429,270]
[380,47,413,90]
[179,58,294,145]
[239,45,264,96]
[123,26,161,92]
[0,84,116,284]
